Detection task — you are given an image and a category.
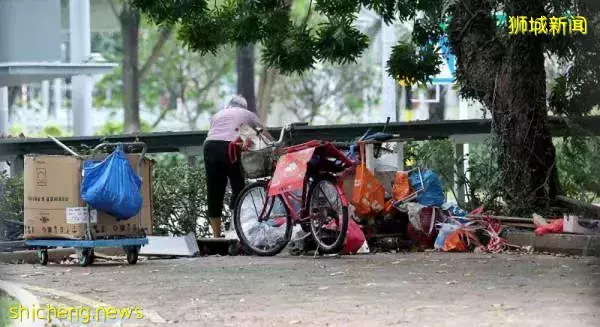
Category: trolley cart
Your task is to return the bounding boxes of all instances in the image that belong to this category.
[26,238,148,266]
[25,140,150,267]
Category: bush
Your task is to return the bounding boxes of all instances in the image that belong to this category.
[405,140,455,192]
[0,172,24,221]
[151,154,232,237]
[405,139,503,211]
[555,137,600,203]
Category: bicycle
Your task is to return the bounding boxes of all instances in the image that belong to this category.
[233,123,354,256]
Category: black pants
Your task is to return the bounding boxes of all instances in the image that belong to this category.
[204,140,245,218]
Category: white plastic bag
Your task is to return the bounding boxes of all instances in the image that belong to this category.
[238,123,269,151]
[357,240,370,254]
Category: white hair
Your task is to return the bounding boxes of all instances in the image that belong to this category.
[228,95,248,109]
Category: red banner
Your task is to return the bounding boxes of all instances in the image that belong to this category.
[268,147,316,196]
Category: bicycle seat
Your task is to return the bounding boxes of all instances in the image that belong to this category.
[362,132,394,142]
[290,122,309,127]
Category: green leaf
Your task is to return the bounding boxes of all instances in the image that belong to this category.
[315,17,369,65]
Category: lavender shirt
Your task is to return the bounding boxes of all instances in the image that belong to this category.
[205,106,262,142]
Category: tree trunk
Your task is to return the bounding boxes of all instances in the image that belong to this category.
[7,86,19,122]
[492,0,557,212]
[257,66,277,121]
[448,0,558,214]
[121,5,141,133]
[236,44,256,113]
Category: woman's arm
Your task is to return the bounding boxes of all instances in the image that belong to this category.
[247,111,274,141]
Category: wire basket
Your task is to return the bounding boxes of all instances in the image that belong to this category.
[241,147,274,179]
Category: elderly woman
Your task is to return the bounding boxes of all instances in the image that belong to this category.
[203,95,269,238]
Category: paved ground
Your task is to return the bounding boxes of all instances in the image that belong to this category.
[1,252,599,327]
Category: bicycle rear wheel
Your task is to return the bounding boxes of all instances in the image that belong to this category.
[234,181,292,256]
[307,176,349,254]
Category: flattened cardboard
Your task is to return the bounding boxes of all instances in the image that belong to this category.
[24,206,152,239]
[24,154,153,240]
[24,155,80,210]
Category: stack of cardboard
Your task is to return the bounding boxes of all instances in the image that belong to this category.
[24,154,153,240]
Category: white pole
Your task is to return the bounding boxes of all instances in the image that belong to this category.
[458,95,470,198]
[0,87,9,175]
[42,80,50,117]
[52,78,62,119]
[381,19,397,122]
[69,0,93,136]
[0,87,8,136]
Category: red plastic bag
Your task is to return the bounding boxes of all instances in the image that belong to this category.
[470,205,485,215]
[534,219,563,236]
[406,207,440,250]
[342,219,366,255]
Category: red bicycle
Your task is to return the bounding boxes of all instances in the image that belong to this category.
[233,123,354,256]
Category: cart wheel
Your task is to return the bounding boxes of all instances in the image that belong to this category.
[77,248,94,267]
[228,242,239,256]
[37,250,48,266]
[125,246,140,265]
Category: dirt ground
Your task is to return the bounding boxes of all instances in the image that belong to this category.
[1,252,599,327]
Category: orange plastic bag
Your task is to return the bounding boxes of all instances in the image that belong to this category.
[442,229,480,252]
[442,230,468,252]
[392,171,412,201]
[351,143,385,217]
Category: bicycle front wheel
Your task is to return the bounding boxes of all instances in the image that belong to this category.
[307,176,349,254]
[234,181,292,256]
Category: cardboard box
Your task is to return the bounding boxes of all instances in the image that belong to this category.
[24,154,153,240]
[563,215,600,235]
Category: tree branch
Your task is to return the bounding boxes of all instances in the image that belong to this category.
[191,67,225,96]
[139,28,173,81]
[302,0,313,29]
[107,0,123,22]
[151,106,174,129]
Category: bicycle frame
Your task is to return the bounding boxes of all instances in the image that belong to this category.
[239,122,353,227]
[254,141,352,226]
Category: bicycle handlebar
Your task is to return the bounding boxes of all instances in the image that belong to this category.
[251,122,308,147]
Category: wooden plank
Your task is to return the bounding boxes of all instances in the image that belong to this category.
[557,195,600,219]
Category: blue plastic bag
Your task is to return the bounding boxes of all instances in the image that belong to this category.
[448,205,467,217]
[80,145,143,221]
[409,169,445,207]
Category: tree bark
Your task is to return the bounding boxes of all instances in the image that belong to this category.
[236,44,257,113]
[449,0,558,213]
[121,5,141,133]
[493,0,557,211]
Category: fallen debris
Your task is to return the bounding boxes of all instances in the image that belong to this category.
[139,232,200,257]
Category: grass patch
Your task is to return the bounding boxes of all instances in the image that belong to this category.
[0,291,19,327]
